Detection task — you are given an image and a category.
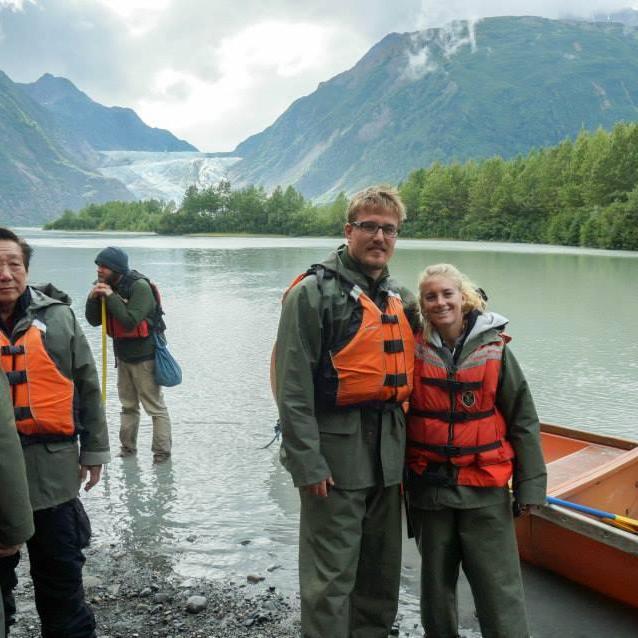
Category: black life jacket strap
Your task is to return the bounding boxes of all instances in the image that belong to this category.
[19,432,78,447]
[348,400,404,412]
[409,408,495,422]
[14,406,32,422]
[381,314,399,324]
[6,370,27,385]
[1,345,25,355]
[384,339,404,353]
[407,439,502,457]
[384,373,408,388]
[420,377,483,391]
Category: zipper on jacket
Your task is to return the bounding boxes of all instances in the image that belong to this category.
[447,364,457,445]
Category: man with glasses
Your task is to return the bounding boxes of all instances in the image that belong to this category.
[274,186,420,637]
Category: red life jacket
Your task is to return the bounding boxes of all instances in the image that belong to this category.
[106,270,164,339]
[283,266,415,409]
[0,320,76,438]
[406,332,514,487]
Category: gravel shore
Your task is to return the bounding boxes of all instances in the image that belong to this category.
[9,541,302,638]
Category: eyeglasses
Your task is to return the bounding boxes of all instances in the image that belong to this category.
[350,221,399,237]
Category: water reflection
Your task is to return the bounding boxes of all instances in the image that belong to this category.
[16,229,638,636]
[110,459,178,569]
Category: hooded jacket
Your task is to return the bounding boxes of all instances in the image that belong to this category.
[0,370,34,546]
[85,273,157,362]
[406,312,547,509]
[1,286,110,511]
[275,245,421,489]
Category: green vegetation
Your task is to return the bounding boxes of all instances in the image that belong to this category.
[398,122,638,250]
[44,200,173,232]
[45,123,638,251]
[46,183,349,238]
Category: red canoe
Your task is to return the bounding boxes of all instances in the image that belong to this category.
[515,423,638,608]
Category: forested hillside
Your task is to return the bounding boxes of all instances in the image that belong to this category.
[46,123,638,251]
[230,16,638,202]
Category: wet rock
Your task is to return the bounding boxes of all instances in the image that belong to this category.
[179,578,198,588]
[83,575,102,589]
[185,595,208,613]
[247,574,265,584]
[266,564,282,572]
[153,592,171,604]
[186,534,197,542]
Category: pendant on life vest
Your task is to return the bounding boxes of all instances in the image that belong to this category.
[462,390,475,407]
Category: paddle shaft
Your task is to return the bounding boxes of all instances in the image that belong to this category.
[101,298,107,402]
[547,496,638,530]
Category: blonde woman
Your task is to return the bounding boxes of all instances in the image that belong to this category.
[406,264,546,638]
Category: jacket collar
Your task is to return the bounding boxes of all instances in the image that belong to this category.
[323,244,390,296]
[0,287,31,336]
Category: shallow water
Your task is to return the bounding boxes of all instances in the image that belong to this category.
[19,229,638,636]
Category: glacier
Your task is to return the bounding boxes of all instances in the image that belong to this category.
[98,151,241,204]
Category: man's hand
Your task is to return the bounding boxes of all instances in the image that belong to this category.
[0,544,22,558]
[80,465,103,492]
[89,283,113,299]
[512,501,531,518]
[303,477,335,498]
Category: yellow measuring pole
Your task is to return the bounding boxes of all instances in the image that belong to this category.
[101,297,107,402]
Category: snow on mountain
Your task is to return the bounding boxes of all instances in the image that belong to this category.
[98,151,241,204]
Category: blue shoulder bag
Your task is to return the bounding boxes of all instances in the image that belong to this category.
[153,331,182,387]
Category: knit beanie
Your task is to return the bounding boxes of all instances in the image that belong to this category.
[95,246,129,274]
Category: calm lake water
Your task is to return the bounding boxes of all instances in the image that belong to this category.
[18,229,638,636]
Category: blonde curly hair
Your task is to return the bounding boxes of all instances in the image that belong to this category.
[418,263,487,339]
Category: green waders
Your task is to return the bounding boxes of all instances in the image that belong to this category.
[411,500,530,638]
[299,484,402,638]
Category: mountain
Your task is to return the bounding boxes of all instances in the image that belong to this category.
[0,71,133,225]
[19,74,197,153]
[229,16,638,200]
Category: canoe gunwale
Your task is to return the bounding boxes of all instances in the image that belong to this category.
[536,504,638,556]
[541,422,637,450]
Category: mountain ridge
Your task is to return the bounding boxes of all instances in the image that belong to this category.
[0,70,133,225]
[19,73,197,153]
[229,16,638,200]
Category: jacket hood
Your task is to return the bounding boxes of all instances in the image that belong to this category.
[465,311,508,342]
[319,244,392,292]
[28,284,72,309]
[429,311,508,348]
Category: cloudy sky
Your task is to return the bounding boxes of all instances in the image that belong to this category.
[0,0,633,151]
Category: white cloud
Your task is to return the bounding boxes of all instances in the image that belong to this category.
[0,0,34,9]
[136,20,363,150]
[217,21,329,79]
[95,0,171,35]
[402,18,477,81]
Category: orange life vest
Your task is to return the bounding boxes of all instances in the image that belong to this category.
[0,321,76,438]
[285,267,415,409]
[406,333,514,487]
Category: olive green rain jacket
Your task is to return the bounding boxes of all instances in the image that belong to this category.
[408,313,547,510]
[275,245,421,489]
[85,275,156,363]
[4,287,110,511]
[0,371,34,546]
